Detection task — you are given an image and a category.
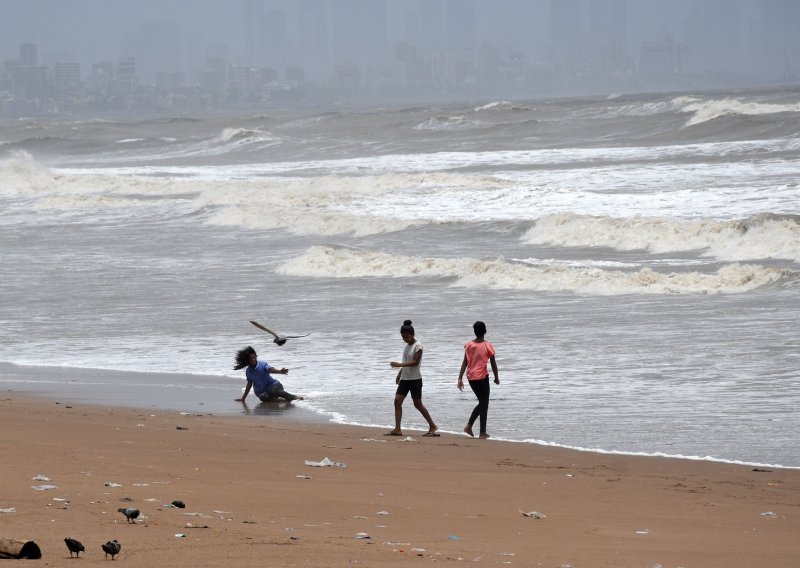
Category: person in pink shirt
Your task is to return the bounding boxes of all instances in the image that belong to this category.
[457,321,499,439]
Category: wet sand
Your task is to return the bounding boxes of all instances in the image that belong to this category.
[1,394,798,567]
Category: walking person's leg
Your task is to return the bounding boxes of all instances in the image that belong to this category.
[468,378,491,438]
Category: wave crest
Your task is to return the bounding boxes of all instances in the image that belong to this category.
[675,96,800,126]
[523,213,800,262]
[277,245,790,295]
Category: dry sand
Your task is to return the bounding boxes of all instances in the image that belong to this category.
[0,395,797,567]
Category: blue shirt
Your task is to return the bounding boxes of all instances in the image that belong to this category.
[245,360,278,397]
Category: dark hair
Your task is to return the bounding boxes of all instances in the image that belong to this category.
[473,321,487,336]
[400,319,414,335]
[234,346,256,370]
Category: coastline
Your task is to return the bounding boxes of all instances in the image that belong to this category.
[3,361,798,470]
[1,393,798,567]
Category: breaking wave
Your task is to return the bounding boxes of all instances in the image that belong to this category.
[413,115,484,131]
[523,213,800,262]
[278,245,790,295]
[675,96,800,127]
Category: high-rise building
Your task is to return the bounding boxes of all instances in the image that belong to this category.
[587,0,629,74]
[445,0,477,52]
[683,0,741,74]
[297,0,329,81]
[244,0,266,67]
[263,7,288,70]
[331,0,388,68]
[54,61,81,89]
[549,0,583,74]
[19,43,37,66]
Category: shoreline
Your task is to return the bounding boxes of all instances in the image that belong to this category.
[3,361,798,470]
[1,394,799,567]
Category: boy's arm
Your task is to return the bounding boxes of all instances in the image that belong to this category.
[490,355,499,383]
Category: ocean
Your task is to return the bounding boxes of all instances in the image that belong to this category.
[1,88,799,468]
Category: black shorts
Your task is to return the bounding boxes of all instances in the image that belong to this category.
[395,379,423,400]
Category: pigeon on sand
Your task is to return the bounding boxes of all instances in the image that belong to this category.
[64,537,85,558]
[117,507,140,523]
[101,539,121,559]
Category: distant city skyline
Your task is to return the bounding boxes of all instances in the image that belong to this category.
[1,0,799,115]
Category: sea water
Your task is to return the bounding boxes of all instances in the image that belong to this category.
[1,88,799,468]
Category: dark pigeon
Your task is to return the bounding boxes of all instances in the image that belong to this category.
[101,539,121,559]
[64,537,85,558]
[117,507,140,523]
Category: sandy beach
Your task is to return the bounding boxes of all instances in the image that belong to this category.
[0,394,797,567]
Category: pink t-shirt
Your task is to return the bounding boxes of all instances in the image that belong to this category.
[464,340,495,380]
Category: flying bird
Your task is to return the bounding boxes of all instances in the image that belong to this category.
[101,540,121,560]
[117,507,140,523]
[250,320,310,346]
[64,537,85,558]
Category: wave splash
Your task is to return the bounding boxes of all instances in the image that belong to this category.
[278,245,790,295]
[523,213,800,262]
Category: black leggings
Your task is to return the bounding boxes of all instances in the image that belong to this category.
[468,377,490,434]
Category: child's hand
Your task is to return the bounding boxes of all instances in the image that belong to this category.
[494,377,500,385]
[457,379,464,391]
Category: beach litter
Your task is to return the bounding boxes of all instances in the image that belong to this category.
[305,457,346,467]
[31,484,57,491]
[0,508,16,513]
[32,474,51,481]
[520,510,546,519]
[447,535,462,541]
[354,532,371,539]
[296,475,312,479]
[0,538,42,559]
[761,511,781,519]
[175,533,187,538]
[104,482,122,487]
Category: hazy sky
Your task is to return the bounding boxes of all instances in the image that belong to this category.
[1,0,797,85]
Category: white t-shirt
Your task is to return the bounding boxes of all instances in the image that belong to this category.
[400,340,423,381]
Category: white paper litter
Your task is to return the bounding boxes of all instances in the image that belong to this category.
[305,457,346,467]
[32,484,58,491]
[519,510,545,519]
[0,508,16,513]
[32,474,51,481]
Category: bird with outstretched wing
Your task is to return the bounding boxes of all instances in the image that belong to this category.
[250,321,310,346]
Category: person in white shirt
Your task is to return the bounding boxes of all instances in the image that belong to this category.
[386,319,439,437]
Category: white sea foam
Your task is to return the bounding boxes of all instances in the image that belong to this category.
[413,115,483,131]
[278,245,789,295]
[473,101,531,112]
[675,96,800,126]
[202,172,510,235]
[523,213,800,262]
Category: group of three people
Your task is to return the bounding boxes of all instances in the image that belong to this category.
[234,319,500,439]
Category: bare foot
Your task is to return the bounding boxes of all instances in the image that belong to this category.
[295,396,304,401]
[384,430,403,436]
[464,424,474,437]
[479,433,490,439]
